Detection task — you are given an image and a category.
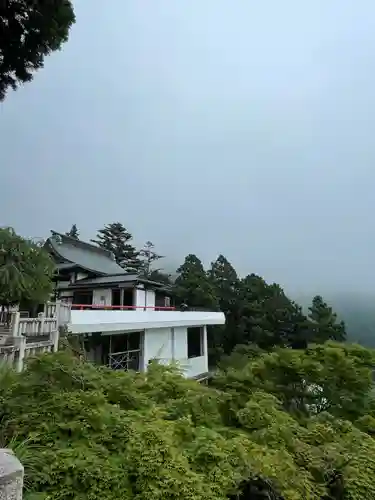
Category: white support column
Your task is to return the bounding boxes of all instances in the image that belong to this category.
[38,312,45,335]
[171,328,175,361]
[11,312,20,337]
[14,336,26,373]
[55,300,61,322]
[51,329,59,352]
[202,325,208,373]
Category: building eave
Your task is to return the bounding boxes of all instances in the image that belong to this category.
[68,310,225,334]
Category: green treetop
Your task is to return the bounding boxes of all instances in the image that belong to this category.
[0,0,75,100]
[0,227,55,307]
[91,222,142,272]
[308,294,347,343]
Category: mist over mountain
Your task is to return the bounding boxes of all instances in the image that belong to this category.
[299,292,375,347]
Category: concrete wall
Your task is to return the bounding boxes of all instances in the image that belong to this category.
[143,325,208,378]
[0,449,23,500]
[143,327,173,368]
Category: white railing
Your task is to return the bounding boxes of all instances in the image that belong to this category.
[0,337,56,372]
[18,316,57,337]
[0,301,66,372]
[44,301,71,324]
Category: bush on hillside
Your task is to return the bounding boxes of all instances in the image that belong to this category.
[1,345,375,499]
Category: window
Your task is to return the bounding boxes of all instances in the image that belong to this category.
[72,290,93,305]
[111,289,121,306]
[155,292,166,310]
[108,331,142,371]
[187,327,203,358]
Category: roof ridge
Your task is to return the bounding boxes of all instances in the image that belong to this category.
[50,231,116,260]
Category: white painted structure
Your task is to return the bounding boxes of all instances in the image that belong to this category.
[69,309,225,379]
[43,232,225,379]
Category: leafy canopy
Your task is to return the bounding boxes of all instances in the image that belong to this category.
[174,253,218,309]
[0,227,55,305]
[0,0,75,100]
[2,343,375,499]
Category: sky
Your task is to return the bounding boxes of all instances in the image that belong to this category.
[1,0,375,296]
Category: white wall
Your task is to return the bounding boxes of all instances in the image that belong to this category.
[134,288,155,309]
[92,289,112,306]
[143,327,173,369]
[142,325,208,378]
[146,290,155,308]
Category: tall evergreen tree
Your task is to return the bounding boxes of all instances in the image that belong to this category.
[209,255,242,353]
[308,295,347,343]
[66,224,79,239]
[209,255,240,313]
[174,254,218,309]
[139,241,164,278]
[91,223,141,272]
[239,277,312,350]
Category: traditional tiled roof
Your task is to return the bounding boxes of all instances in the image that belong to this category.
[45,231,125,275]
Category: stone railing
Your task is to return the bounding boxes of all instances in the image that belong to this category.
[0,301,66,372]
[0,449,23,499]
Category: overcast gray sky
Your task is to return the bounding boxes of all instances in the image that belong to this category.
[1,0,375,295]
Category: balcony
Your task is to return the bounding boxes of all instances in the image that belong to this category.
[68,304,225,334]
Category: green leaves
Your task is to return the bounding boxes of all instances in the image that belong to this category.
[174,254,218,309]
[91,222,142,272]
[0,0,75,100]
[0,227,55,305]
[309,295,347,343]
[3,345,375,499]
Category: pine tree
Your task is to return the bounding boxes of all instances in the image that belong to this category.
[139,241,164,278]
[91,222,141,272]
[209,255,240,313]
[239,277,312,350]
[66,224,79,239]
[174,254,218,309]
[209,255,242,353]
[308,295,347,343]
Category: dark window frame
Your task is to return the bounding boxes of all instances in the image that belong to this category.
[187,326,204,358]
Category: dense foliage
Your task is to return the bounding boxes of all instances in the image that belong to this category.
[2,344,375,499]
[0,227,55,307]
[0,0,75,100]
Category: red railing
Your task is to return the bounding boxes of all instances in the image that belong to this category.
[71,304,176,311]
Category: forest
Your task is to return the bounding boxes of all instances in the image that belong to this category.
[1,223,375,499]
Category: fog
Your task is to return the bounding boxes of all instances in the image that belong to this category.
[1,0,374,296]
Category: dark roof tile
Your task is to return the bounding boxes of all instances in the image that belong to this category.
[47,231,125,275]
